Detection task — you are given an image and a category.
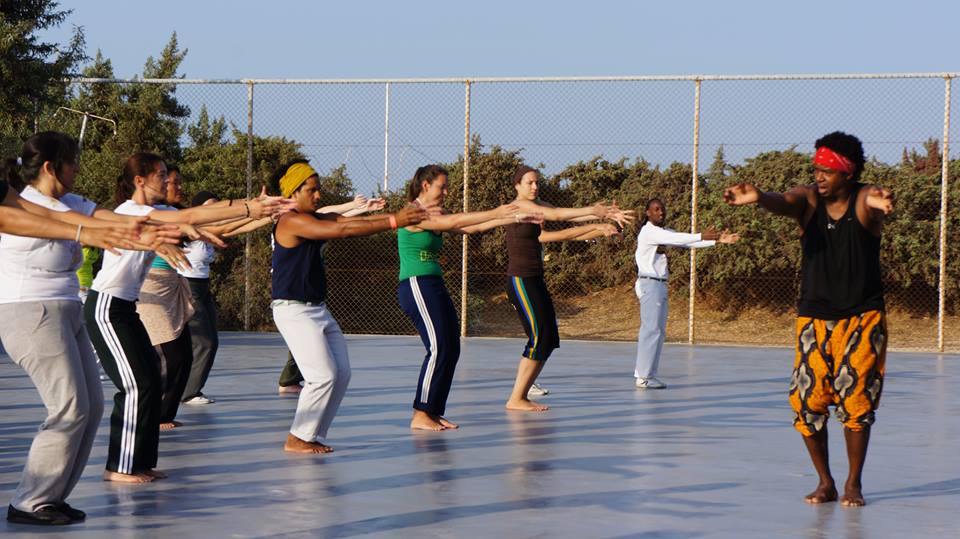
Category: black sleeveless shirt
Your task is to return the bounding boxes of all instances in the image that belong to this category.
[505,222,544,277]
[798,183,884,319]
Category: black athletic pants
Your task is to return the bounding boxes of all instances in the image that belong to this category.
[84,290,161,474]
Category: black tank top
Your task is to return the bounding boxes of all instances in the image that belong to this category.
[271,213,327,302]
[798,183,884,319]
[505,222,544,277]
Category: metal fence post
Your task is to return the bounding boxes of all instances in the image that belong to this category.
[461,81,472,337]
[688,79,702,345]
[938,75,952,352]
[383,82,390,192]
[243,81,254,331]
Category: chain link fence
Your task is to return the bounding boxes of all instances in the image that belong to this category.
[61,74,957,352]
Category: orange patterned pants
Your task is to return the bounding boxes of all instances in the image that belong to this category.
[789,310,887,436]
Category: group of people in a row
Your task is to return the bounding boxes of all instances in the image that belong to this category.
[2,129,894,526]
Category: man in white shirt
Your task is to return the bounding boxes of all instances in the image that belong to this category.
[633,198,738,388]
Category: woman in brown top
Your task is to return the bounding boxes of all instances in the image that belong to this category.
[504,166,634,412]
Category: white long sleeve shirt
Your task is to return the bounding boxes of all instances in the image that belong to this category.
[634,222,716,280]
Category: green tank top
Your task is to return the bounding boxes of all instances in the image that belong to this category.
[398,228,443,281]
[151,254,174,271]
[76,246,100,288]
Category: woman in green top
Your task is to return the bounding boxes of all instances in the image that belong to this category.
[398,165,542,431]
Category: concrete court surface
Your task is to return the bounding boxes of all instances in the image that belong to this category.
[1,333,958,538]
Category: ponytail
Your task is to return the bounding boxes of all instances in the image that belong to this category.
[2,131,79,191]
[406,164,448,201]
[117,152,164,207]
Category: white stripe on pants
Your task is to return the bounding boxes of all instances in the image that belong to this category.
[634,279,669,379]
[408,276,438,403]
[0,301,104,512]
[272,301,351,441]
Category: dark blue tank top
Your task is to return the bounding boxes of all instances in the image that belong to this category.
[271,213,327,302]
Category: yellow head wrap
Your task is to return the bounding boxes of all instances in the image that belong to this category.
[279,163,318,198]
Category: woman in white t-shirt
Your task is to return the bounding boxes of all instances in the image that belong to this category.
[83,152,290,484]
[0,132,181,526]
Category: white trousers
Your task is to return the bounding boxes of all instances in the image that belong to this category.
[634,279,669,379]
[272,301,351,441]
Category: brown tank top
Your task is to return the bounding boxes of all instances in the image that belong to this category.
[505,222,544,277]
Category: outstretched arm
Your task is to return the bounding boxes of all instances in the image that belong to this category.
[513,198,609,223]
[409,204,518,233]
[279,206,428,242]
[539,223,620,243]
[724,182,811,224]
[458,213,545,234]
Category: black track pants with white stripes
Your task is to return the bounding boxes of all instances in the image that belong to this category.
[84,290,161,474]
[398,275,461,416]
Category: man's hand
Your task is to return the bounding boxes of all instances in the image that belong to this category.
[865,186,894,215]
[723,183,761,206]
[395,205,429,227]
[719,229,740,244]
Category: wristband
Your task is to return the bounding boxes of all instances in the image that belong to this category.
[75,224,83,243]
[388,215,398,230]
[244,201,251,218]
[229,199,234,206]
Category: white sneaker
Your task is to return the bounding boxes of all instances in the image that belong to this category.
[184,394,215,404]
[527,383,550,396]
[635,377,666,389]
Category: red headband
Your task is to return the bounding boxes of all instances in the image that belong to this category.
[813,147,855,174]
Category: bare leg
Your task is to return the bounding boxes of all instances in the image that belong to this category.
[410,409,445,431]
[505,357,549,412]
[283,433,333,454]
[802,428,838,504]
[840,427,870,507]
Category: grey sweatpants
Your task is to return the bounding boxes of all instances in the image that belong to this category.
[272,301,351,442]
[0,300,104,512]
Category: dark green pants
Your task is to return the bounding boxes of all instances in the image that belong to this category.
[279,350,303,387]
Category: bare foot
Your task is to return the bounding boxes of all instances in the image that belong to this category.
[103,470,153,483]
[505,398,550,412]
[804,482,838,504]
[278,384,302,395]
[434,415,459,429]
[411,411,445,431]
[283,433,334,454]
[840,482,865,507]
[159,421,182,430]
[142,469,168,480]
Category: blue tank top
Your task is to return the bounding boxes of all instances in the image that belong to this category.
[271,213,328,302]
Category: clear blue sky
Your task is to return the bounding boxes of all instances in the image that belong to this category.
[45,0,958,79]
[39,1,960,193]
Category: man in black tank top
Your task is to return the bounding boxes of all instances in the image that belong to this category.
[724,132,894,508]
